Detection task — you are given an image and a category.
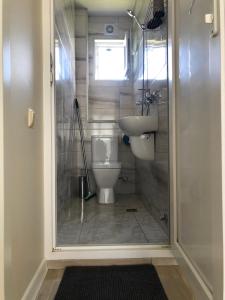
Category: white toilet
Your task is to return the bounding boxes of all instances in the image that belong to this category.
[91,136,121,204]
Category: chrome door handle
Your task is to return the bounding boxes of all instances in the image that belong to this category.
[211,0,219,37]
[205,0,219,37]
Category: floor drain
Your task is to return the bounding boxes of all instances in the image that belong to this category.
[126,208,138,212]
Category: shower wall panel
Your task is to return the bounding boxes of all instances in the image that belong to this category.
[55,0,76,211]
[133,0,169,235]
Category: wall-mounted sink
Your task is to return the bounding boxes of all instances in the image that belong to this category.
[119,115,158,136]
[119,115,158,161]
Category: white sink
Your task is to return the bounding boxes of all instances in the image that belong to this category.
[119,115,158,136]
[119,115,158,161]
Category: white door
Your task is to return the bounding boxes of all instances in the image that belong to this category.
[175,0,223,298]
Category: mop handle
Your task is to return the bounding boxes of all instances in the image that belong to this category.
[74,99,91,190]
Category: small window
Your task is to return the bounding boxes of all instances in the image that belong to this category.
[145,41,167,80]
[95,39,127,81]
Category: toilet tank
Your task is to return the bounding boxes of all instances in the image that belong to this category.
[91,136,118,163]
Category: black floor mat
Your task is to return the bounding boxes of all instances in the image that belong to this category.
[54,264,168,300]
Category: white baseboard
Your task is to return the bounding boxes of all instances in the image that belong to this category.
[22,259,47,300]
[174,243,213,300]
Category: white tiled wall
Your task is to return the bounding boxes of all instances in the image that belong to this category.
[73,10,136,195]
[88,16,134,122]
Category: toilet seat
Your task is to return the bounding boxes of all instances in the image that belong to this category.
[92,162,121,169]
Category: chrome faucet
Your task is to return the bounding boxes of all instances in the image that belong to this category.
[145,89,161,104]
[136,89,161,115]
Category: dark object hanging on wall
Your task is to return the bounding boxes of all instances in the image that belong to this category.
[154,10,165,19]
[153,0,165,15]
[147,16,163,29]
[147,0,165,30]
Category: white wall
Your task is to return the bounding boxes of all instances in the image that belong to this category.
[220,1,225,298]
[2,0,44,298]
[174,0,223,298]
[0,0,4,298]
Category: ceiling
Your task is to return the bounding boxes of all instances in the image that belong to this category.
[75,0,136,16]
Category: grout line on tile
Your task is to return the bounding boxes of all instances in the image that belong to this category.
[134,213,149,243]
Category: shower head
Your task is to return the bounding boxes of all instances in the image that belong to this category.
[127,9,135,18]
[126,9,146,30]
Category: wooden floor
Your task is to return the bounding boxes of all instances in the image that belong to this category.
[37,259,193,300]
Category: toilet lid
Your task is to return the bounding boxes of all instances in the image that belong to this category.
[92,162,121,169]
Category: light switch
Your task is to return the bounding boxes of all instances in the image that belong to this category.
[27,108,35,128]
[205,14,214,24]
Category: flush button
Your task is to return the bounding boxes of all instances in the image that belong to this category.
[27,108,35,128]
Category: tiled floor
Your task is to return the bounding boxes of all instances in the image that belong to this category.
[57,194,169,246]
